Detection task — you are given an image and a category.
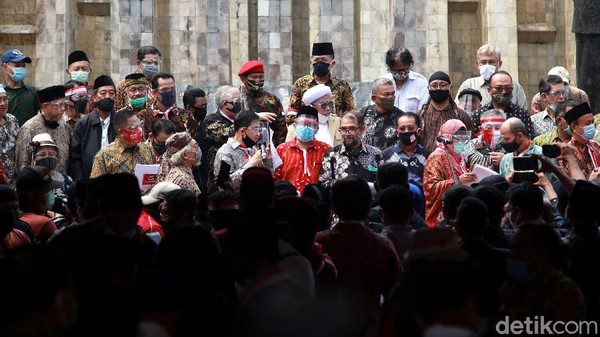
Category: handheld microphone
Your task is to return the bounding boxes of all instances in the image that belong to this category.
[258,140,267,163]
[436,136,452,145]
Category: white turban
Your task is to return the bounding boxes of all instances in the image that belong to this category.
[0,84,5,95]
[302,84,332,105]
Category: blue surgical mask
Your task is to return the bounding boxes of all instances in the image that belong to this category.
[562,124,573,136]
[70,70,89,83]
[452,141,467,154]
[9,66,27,82]
[295,125,316,142]
[582,124,596,141]
[160,90,177,108]
[505,258,535,283]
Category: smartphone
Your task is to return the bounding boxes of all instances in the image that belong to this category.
[542,144,561,159]
[513,156,538,171]
[216,161,231,189]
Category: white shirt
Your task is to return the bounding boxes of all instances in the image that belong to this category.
[382,71,429,113]
[100,115,111,149]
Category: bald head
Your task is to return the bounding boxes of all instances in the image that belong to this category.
[504,117,526,136]
[500,117,528,151]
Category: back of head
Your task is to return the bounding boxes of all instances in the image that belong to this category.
[471,185,506,227]
[456,197,489,237]
[226,209,281,265]
[182,88,206,107]
[279,196,319,256]
[234,110,260,131]
[303,184,331,231]
[95,173,142,215]
[442,184,472,222]
[477,175,510,194]
[516,222,562,267]
[508,183,544,220]
[568,180,600,224]
[206,190,240,231]
[379,184,413,223]
[377,162,409,190]
[164,189,196,220]
[274,180,298,199]
[332,176,371,221]
[240,167,274,210]
[151,118,176,139]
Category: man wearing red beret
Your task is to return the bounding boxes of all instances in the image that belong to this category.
[238,60,287,147]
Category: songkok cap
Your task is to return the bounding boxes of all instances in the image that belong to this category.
[93,75,115,90]
[312,42,334,57]
[165,132,192,152]
[458,88,482,101]
[124,73,147,88]
[142,181,181,205]
[548,66,570,84]
[429,71,451,84]
[2,49,32,64]
[37,85,66,104]
[406,227,469,263]
[564,102,592,125]
[32,133,58,149]
[0,84,5,95]
[68,50,90,66]
[238,60,264,76]
[16,166,62,191]
[297,106,318,120]
[302,84,331,105]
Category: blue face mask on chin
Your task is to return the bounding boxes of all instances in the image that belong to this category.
[295,125,316,142]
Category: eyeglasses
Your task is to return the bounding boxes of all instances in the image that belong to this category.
[141,59,162,66]
[70,93,91,101]
[50,100,68,109]
[491,86,513,93]
[547,89,568,97]
[429,83,449,90]
[312,100,335,109]
[0,97,8,103]
[339,127,359,134]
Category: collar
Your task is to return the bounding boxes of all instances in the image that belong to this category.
[219,109,235,123]
[310,74,334,86]
[398,143,428,156]
[341,142,367,155]
[292,139,317,150]
[115,139,138,154]
[227,137,243,149]
[538,109,554,121]
[516,139,533,156]
[476,76,487,88]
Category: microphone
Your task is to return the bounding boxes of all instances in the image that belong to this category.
[436,136,452,145]
[258,140,267,163]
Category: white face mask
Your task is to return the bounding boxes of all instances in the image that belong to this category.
[479,64,496,81]
[317,113,329,124]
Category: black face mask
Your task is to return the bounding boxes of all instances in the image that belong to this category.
[97,98,115,112]
[429,90,450,103]
[153,142,167,156]
[35,157,58,171]
[399,131,418,146]
[241,133,256,148]
[74,99,88,114]
[193,107,207,121]
[313,61,330,77]
[43,116,60,129]
[227,101,242,114]
[501,138,520,153]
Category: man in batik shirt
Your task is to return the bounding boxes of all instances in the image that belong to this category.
[359,77,403,150]
[117,73,155,140]
[150,72,194,134]
[0,84,18,185]
[558,102,600,179]
[319,112,383,188]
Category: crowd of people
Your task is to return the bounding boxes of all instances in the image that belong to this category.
[1,40,600,336]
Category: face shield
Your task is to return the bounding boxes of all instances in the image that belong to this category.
[458,94,481,116]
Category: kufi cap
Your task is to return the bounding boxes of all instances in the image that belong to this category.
[142,182,181,205]
[238,60,264,76]
[429,71,451,84]
[548,66,570,84]
[2,49,31,64]
[564,102,592,125]
[302,84,332,105]
[37,85,66,104]
[297,106,318,120]
[32,133,58,149]
[68,50,89,66]
[93,75,115,90]
[312,42,334,57]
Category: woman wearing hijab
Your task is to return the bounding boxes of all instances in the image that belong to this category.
[423,119,476,227]
[157,132,202,195]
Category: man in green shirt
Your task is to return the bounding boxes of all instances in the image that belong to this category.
[1,49,39,126]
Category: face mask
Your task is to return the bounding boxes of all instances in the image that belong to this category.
[501,138,520,153]
[227,101,242,114]
[453,141,467,155]
[246,79,264,91]
[295,125,316,142]
[241,132,257,148]
[399,131,418,146]
[564,84,570,94]
[491,93,512,106]
[479,64,496,81]
[160,90,177,108]
[581,124,596,141]
[121,127,142,144]
[43,118,60,129]
[429,89,450,103]
[317,113,329,124]
[193,107,207,121]
[313,61,330,77]
[505,258,535,284]
[482,129,502,148]
[74,99,88,114]
[378,97,395,111]
[97,98,115,112]
[36,157,58,171]
[142,64,159,80]
[9,67,27,83]
[392,70,409,82]
[70,71,89,83]
[562,124,573,136]
[129,96,147,109]
[547,103,557,112]
[153,142,167,156]
[45,191,56,210]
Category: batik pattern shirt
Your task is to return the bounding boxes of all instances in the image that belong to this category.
[533,130,561,147]
[89,140,156,178]
[359,105,403,150]
[274,139,331,194]
[472,103,534,139]
[319,143,383,188]
[288,74,355,117]
[418,100,474,151]
[382,143,430,187]
[530,109,557,137]
[558,139,600,179]
[463,136,505,170]
[0,113,20,185]
[165,165,201,195]
[241,87,288,146]
[530,88,590,114]
[213,138,257,191]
